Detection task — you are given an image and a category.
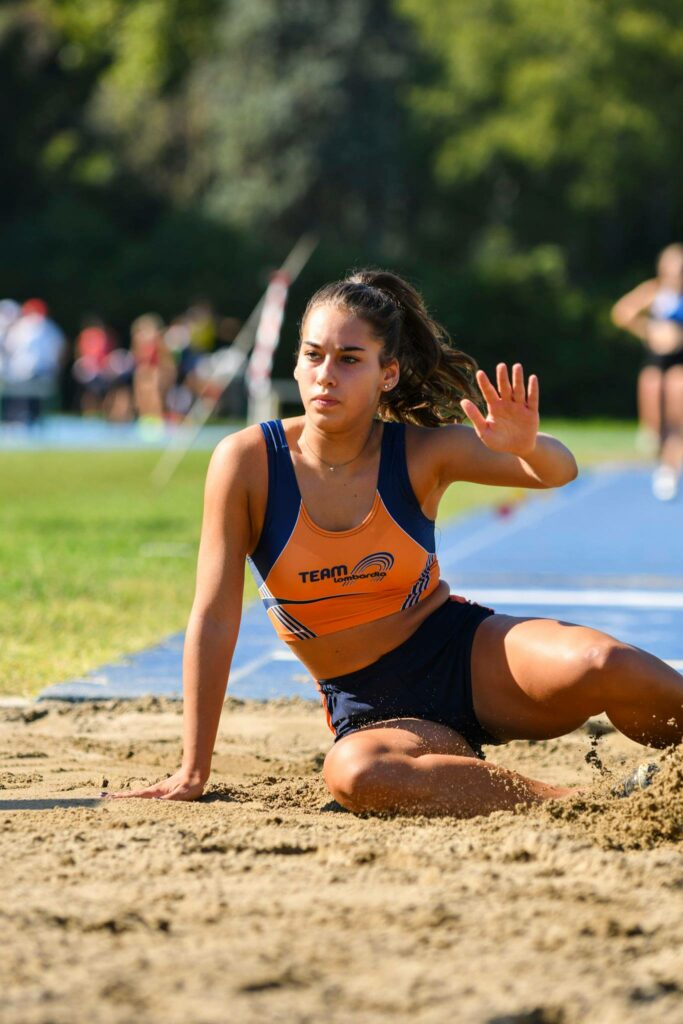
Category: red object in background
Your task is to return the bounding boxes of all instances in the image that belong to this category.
[77,326,114,369]
[496,503,514,518]
[22,298,48,317]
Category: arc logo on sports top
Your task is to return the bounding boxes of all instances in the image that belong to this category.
[298,551,395,585]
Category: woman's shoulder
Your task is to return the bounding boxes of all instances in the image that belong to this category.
[208,423,269,494]
[403,420,465,453]
[212,421,267,461]
[206,425,271,546]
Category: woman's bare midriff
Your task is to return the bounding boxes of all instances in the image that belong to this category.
[287,579,451,680]
[647,320,683,355]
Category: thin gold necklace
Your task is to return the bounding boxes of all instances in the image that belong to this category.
[299,422,377,472]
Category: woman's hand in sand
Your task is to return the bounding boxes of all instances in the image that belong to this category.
[106,768,207,801]
[460,363,539,457]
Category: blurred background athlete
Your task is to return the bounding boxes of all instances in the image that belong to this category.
[612,243,683,500]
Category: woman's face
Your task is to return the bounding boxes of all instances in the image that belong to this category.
[658,249,683,292]
[295,304,398,427]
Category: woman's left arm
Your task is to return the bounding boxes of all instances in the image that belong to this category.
[432,363,578,490]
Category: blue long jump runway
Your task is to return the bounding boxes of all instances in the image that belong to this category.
[39,465,683,702]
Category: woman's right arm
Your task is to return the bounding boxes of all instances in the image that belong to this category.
[111,429,259,800]
[611,278,658,342]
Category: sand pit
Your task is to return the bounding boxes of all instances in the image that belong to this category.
[1,698,682,1024]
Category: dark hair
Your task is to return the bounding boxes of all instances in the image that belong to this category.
[300,269,481,427]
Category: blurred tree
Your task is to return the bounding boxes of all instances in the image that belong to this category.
[392,0,683,415]
[31,0,218,198]
[399,0,683,266]
[191,0,421,251]
[3,0,683,415]
[0,1,264,349]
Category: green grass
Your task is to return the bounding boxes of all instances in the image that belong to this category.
[0,450,211,697]
[0,419,641,697]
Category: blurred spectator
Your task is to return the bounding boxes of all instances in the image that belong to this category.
[164,317,203,419]
[0,300,21,413]
[0,299,66,424]
[0,299,20,338]
[0,300,21,353]
[72,316,117,416]
[1,296,242,426]
[130,313,176,420]
[185,301,218,353]
[71,314,137,422]
[103,347,136,422]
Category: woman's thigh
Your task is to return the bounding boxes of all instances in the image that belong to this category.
[638,366,662,428]
[470,613,623,741]
[663,365,683,428]
[323,718,477,792]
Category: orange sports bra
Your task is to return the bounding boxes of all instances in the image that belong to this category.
[247,420,440,643]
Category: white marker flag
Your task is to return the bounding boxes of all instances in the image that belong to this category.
[247,270,291,417]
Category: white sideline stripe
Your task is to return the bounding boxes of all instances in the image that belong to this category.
[460,587,683,610]
[439,469,620,566]
[229,651,283,683]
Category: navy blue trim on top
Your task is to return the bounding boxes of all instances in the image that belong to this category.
[269,604,317,640]
[249,419,436,584]
[377,423,436,552]
[248,420,301,582]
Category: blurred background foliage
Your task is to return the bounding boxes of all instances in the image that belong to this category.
[3,0,683,415]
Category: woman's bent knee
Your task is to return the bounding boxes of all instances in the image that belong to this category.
[324,744,376,811]
[573,638,640,710]
[579,638,637,678]
[323,742,403,813]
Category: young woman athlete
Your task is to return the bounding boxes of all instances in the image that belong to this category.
[612,243,683,500]
[116,270,683,816]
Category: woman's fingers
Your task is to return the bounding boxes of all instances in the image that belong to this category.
[159,783,204,801]
[104,781,205,801]
[496,363,513,400]
[106,787,165,800]
[460,398,488,433]
[106,779,176,799]
[475,369,499,406]
[511,363,526,403]
[481,363,537,409]
[527,374,539,411]
[103,767,206,801]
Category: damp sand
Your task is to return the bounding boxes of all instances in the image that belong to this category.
[1,698,681,1024]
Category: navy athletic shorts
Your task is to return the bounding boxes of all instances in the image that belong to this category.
[317,595,499,758]
[643,348,683,372]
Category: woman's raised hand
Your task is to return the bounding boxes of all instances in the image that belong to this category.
[106,767,207,801]
[460,363,539,456]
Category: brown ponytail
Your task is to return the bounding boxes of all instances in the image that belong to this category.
[301,269,481,428]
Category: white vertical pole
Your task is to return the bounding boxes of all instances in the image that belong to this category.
[247,270,291,425]
[151,234,317,486]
